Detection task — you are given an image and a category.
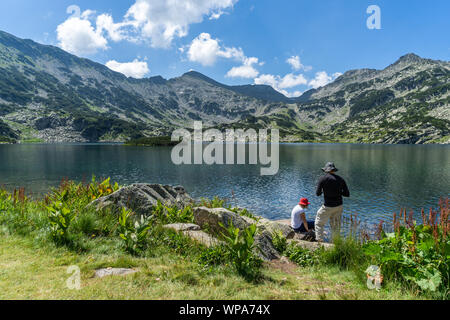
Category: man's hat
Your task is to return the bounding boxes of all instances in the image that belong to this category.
[299,198,311,206]
[322,162,338,173]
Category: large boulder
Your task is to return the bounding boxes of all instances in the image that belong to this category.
[192,207,281,261]
[257,218,295,239]
[183,230,223,248]
[162,223,201,232]
[162,223,222,247]
[193,207,254,235]
[254,230,281,261]
[89,183,193,216]
[287,239,334,251]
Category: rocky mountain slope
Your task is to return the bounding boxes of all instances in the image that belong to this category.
[0,30,448,144]
[289,54,450,144]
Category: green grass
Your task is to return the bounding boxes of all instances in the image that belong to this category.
[0,234,424,300]
[0,179,439,300]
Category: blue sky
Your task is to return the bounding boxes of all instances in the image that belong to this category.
[0,0,449,97]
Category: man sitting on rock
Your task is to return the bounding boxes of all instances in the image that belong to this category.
[291,198,316,240]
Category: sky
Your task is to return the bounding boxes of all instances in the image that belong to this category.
[0,0,449,97]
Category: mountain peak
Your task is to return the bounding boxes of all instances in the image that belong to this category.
[182,70,212,80]
[395,53,424,64]
[180,71,225,86]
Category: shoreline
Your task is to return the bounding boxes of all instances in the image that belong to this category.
[3,140,450,146]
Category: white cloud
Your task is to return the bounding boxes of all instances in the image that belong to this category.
[209,10,227,20]
[308,71,341,89]
[226,56,261,78]
[286,56,302,71]
[187,33,222,66]
[254,74,278,87]
[56,11,108,55]
[288,90,304,98]
[286,55,312,72]
[226,65,259,78]
[278,73,307,89]
[187,33,250,66]
[186,33,261,79]
[105,59,150,78]
[124,0,239,48]
[96,14,134,42]
[57,1,238,56]
[254,73,307,96]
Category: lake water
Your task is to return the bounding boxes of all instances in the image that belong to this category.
[0,143,449,231]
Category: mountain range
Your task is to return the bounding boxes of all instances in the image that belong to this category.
[0,30,448,144]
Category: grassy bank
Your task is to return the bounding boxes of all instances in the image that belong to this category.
[0,178,447,300]
[0,234,422,300]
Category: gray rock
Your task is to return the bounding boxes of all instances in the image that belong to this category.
[94,268,137,278]
[254,230,280,261]
[193,207,252,235]
[292,231,316,241]
[89,183,193,216]
[287,239,334,251]
[257,218,295,239]
[192,206,280,261]
[163,223,201,232]
[182,230,223,247]
[34,115,66,130]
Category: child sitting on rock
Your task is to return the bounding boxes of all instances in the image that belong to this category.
[291,198,316,241]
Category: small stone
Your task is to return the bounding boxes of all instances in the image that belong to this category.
[163,223,201,232]
[287,239,334,251]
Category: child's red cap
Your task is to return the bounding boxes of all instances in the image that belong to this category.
[299,198,311,206]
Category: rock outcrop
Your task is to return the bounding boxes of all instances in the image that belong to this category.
[163,223,222,247]
[287,239,334,251]
[162,223,201,232]
[88,185,324,261]
[192,207,285,261]
[89,184,193,216]
[193,206,254,235]
[183,230,223,248]
[257,218,295,239]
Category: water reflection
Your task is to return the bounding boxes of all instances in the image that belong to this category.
[0,143,448,227]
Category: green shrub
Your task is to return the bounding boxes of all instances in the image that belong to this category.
[152,200,165,221]
[322,236,368,272]
[284,243,322,267]
[363,225,449,294]
[118,208,152,255]
[165,205,194,224]
[46,190,76,240]
[71,210,98,236]
[272,230,287,253]
[230,207,259,220]
[197,244,229,270]
[152,202,195,225]
[200,196,226,208]
[220,222,262,280]
[161,227,201,256]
